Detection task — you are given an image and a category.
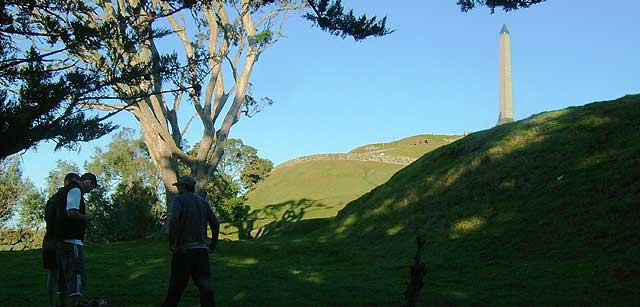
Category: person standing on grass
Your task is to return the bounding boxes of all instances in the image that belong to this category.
[55,172,98,307]
[162,175,220,307]
[43,172,80,307]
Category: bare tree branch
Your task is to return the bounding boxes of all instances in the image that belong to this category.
[180,111,199,136]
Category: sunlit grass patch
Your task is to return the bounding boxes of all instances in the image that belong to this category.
[449,217,485,239]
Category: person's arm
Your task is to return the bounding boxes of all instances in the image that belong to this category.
[168,199,183,252]
[207,204,220,252]
[66,188,90,223]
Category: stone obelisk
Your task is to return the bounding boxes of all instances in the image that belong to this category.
[497,24,514,125]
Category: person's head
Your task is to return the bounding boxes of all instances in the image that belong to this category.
[78,172,98,193]
[172,175,196,194]
[63,173,80,187]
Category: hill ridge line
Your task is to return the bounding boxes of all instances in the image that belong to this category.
[275,153,416,169]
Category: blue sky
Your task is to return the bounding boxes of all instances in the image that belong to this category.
[19,0,640,189]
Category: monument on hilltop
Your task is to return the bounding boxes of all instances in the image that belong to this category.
[497,24,514,125]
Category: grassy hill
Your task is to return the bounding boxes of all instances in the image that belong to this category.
[349,134,461,158]
[300,94,640,306]
[2,95,639,306]
[246,159,403,218]
[243,134,460,233]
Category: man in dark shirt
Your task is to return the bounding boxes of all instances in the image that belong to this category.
[43,172,80,307]
[162,175,220,307]
[55,172,97,307]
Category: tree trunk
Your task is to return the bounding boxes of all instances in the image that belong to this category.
[80,0,293,220]
[139,123,179,208]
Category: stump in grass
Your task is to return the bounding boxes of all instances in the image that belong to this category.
[403,236,427,307]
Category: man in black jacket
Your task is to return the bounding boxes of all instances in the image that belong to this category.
[43,172,80,307]
[162,175,220,307]
[54,172,97,307]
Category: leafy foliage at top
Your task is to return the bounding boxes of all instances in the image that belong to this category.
[0,0,209,159]
[457,0,547,13]
[304,0,393,41]
[0,47,117,158]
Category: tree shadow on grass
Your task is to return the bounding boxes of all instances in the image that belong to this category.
[224,198,332,239]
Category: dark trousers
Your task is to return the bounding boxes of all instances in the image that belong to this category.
[161,248,215,307]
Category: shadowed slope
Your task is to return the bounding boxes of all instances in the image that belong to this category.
[309,94,640,306]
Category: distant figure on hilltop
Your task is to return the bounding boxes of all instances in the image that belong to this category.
[162,175,220,307]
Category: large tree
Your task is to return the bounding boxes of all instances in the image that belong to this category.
[19,0,390,208]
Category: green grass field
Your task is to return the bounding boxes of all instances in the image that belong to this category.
[245,160,403,223]
[349,134,461,158]
[2,94,639,306]
[243,134,458,233]
[0,237,414,306]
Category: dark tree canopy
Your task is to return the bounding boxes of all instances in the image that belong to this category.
[0,48,117,158]
[0,1,118,158]
[0,0,210,159]
[457,0,547,12]
[304,0,393,41]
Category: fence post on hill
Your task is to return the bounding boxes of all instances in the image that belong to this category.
[403,236,427,307]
